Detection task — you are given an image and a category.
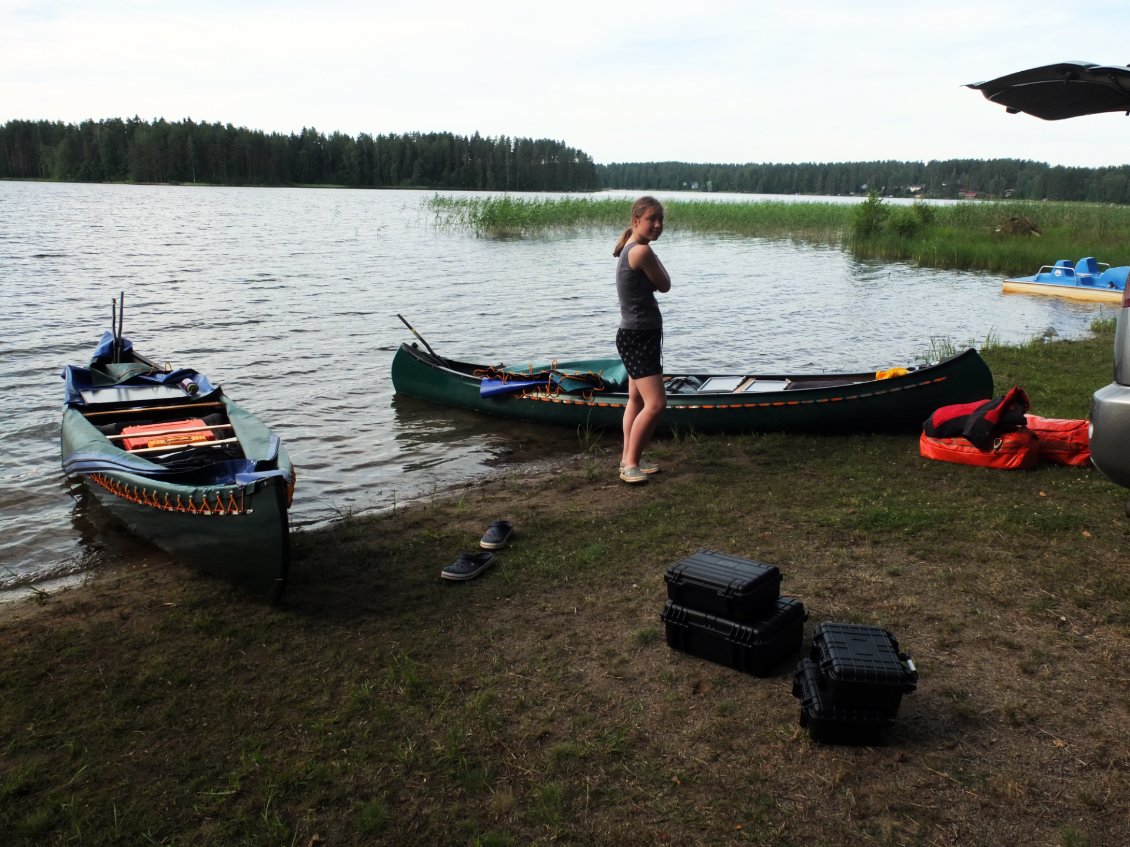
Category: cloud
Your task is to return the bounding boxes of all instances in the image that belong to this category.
[3,0,1129,166]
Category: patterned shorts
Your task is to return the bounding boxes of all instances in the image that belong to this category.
[616,328,663,379]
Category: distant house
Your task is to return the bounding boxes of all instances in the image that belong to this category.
[958,189,979,199]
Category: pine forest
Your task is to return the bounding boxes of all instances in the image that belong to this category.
[3,117,1130,203]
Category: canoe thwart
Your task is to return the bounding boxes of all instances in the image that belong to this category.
[124,436,240,455]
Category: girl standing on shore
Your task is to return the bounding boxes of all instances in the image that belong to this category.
[613,196,671,484]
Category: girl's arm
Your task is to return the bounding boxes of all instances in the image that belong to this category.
[630,244,671,293]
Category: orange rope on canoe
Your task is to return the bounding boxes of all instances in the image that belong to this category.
[88,473,249,515]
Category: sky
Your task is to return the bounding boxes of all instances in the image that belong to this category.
[4,0,1130,169]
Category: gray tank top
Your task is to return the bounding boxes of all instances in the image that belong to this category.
[616,243,662,330]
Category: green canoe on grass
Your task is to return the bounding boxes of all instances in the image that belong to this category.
[390,342,994,434]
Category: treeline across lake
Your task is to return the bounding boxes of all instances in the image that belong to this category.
[597,159,1130,204]
[4,117,1130,203]
[0,118,600,191]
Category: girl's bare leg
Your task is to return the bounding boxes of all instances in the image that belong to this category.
[621,378,643,466]
[622,374,666,468]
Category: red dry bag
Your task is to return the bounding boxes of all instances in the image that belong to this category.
[919,429,1039,470]
[1025,415,1091,467]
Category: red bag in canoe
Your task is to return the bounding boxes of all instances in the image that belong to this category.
[919,429,1039,470]
[1025,415,1091,467]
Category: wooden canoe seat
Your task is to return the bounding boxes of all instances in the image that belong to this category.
[81,400,224,419]
[699,376,745,392]
[742,379,791,393]
[79,384,189,406]
[126,436,240,455]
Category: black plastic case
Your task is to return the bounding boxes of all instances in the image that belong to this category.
[808,622,918,714]
[661,596,806,676]
[664,550,782,621]
[792,658,894,743]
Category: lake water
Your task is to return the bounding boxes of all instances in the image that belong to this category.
[0,181,1109,595]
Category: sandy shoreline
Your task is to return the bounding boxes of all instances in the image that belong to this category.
[0,453,581,624]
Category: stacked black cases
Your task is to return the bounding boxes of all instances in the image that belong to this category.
[793,622,918,743]
[661,550,806,676]
[662,598,807,676]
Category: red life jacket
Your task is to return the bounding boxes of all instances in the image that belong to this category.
[922,386,1030,450]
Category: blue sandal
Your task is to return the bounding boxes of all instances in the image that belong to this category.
[441,551,496,581]
[479,520,514,550]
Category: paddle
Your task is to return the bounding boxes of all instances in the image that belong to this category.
[397,313,440,359]
[109,291,126,363]
[117,291,124,356]
[480,377,546,398]
[110,296,118,363]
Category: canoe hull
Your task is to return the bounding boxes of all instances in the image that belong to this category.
[391,344,994,434]
[79,468,290,600]
[60,336,294,600]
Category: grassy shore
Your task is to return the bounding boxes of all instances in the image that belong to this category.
[4,328,1130,846]
[428,194,1130,277]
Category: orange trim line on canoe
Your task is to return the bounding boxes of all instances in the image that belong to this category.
[514,376,947,410]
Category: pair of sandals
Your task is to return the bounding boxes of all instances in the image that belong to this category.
[440,520,513,581]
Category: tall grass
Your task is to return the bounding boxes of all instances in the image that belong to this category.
[428,195,627,237]
[427,195,852,240]
[427,194,1130,275]
[852,198,1130,273]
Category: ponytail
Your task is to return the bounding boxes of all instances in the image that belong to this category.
[612,226,633,257]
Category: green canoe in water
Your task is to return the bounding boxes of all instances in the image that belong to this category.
[61,329,295,600]
[390,341,994,435]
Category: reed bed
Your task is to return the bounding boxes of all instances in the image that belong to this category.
[855,200,1130,273]
[428,195,627,237]
[427,195,852,240]
[428,194,1130,275]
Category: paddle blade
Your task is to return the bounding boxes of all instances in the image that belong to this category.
[480,378,544,398]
